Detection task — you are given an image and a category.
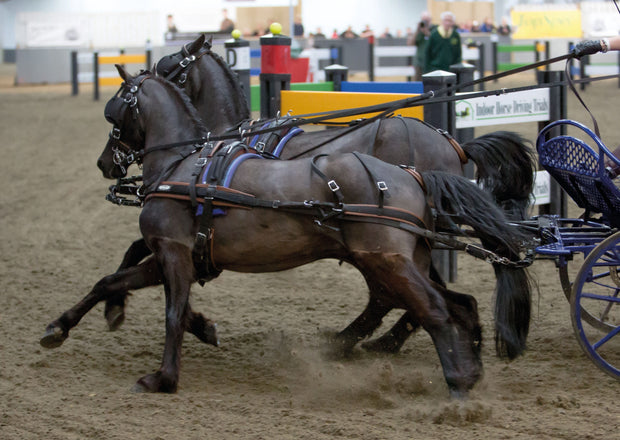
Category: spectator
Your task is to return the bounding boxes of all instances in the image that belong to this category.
[479,17,495,33]
[220,9,234,33]
[424,11,462,73]
[166,14,178,34]
[340,26,359,39]
[471,20,480,32]
[331,29,339,39]
[458,20,473,33]
[293,15,304,37]
[314,27,326,39]
[497,17,511,36]
[360,24,374,39]
[405,26,414,42]
[380,27,393,39]
[410,11,434,81]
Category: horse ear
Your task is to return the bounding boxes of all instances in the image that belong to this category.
[188,34,206,54]
[205,35,213,48]
[115,64,131,81]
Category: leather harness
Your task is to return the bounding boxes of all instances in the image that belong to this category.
[146,144,431,284]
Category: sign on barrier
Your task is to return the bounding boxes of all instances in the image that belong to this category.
[532,170,551,206]
[455,89,550,128]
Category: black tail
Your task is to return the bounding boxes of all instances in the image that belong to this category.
[421,171,532,359]
[462,131,536,221]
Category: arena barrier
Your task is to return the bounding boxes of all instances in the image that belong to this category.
[70,49,151,100]
[280,90,424,123]
[492,41,549,78]
[368,42,416,81]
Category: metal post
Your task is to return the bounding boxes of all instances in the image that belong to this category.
[93,52,99,101]
[71,51,78,96]
[451,62,476,178]
[422,69,457,283]
[324,64,348,91]
[146,39,152,69]
[537,70,567,217]
[368,37,375,82]
[476,42,485,90]
[492,41,498,80]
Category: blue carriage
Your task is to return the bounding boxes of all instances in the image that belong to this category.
[534,119,620,380]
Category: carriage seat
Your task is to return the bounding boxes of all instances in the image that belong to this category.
[536,119,620,229]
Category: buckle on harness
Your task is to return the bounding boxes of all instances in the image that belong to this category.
[179,55,196,68]
[328,180,340,192]
[195,157,208,167]
[111,128,121,139]
[377,181,388,191]
[194,229,213,249]
[255,141,266,153]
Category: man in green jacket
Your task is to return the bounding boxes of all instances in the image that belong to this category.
[423,11,462,73]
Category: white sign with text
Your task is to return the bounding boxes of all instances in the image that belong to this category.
[455,89,550,128]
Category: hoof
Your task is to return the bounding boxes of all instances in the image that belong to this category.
[319,329,356,360]
[200,322,220,347]
[361,336,403,354]
[105,305,125,331]
[40,325,67,349]
[189,318,220,347]
[132,372,177,393]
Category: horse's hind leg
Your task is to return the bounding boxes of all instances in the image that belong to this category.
[360,262,445,353]
[40,257,162,349]
[354,252,483,397]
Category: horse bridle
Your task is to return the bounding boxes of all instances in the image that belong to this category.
[155,38,212,86]
[104,73,152,174]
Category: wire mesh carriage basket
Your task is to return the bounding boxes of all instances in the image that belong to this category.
[535,119,620,380]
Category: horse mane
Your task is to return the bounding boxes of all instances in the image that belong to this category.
[205,48,251,120]
[152,75,210,136]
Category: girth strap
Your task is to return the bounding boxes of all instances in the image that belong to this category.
[192,184,221,285]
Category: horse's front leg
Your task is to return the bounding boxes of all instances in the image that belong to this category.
[133,240,194,393]
[102,238,219,347]
[40,257,162,349]
[104,238,152,331]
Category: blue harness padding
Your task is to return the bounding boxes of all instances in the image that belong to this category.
[272,127,304,157]
[248,121,304,158]
[196,151,264,216]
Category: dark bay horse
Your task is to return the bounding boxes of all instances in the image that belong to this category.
[41,67,530,395]
[103,34,535,358]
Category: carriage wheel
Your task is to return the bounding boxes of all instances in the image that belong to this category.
[560,265,615,331]
[570,231,620,380]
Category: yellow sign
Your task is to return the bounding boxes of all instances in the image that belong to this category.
[280,91,424,124]
[511,10,582,39]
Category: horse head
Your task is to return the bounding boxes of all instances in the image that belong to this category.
[97,64,149,179]
[154,34,249,133]
[98,64,208,182]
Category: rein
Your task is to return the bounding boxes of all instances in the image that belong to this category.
[133,61,619,157]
